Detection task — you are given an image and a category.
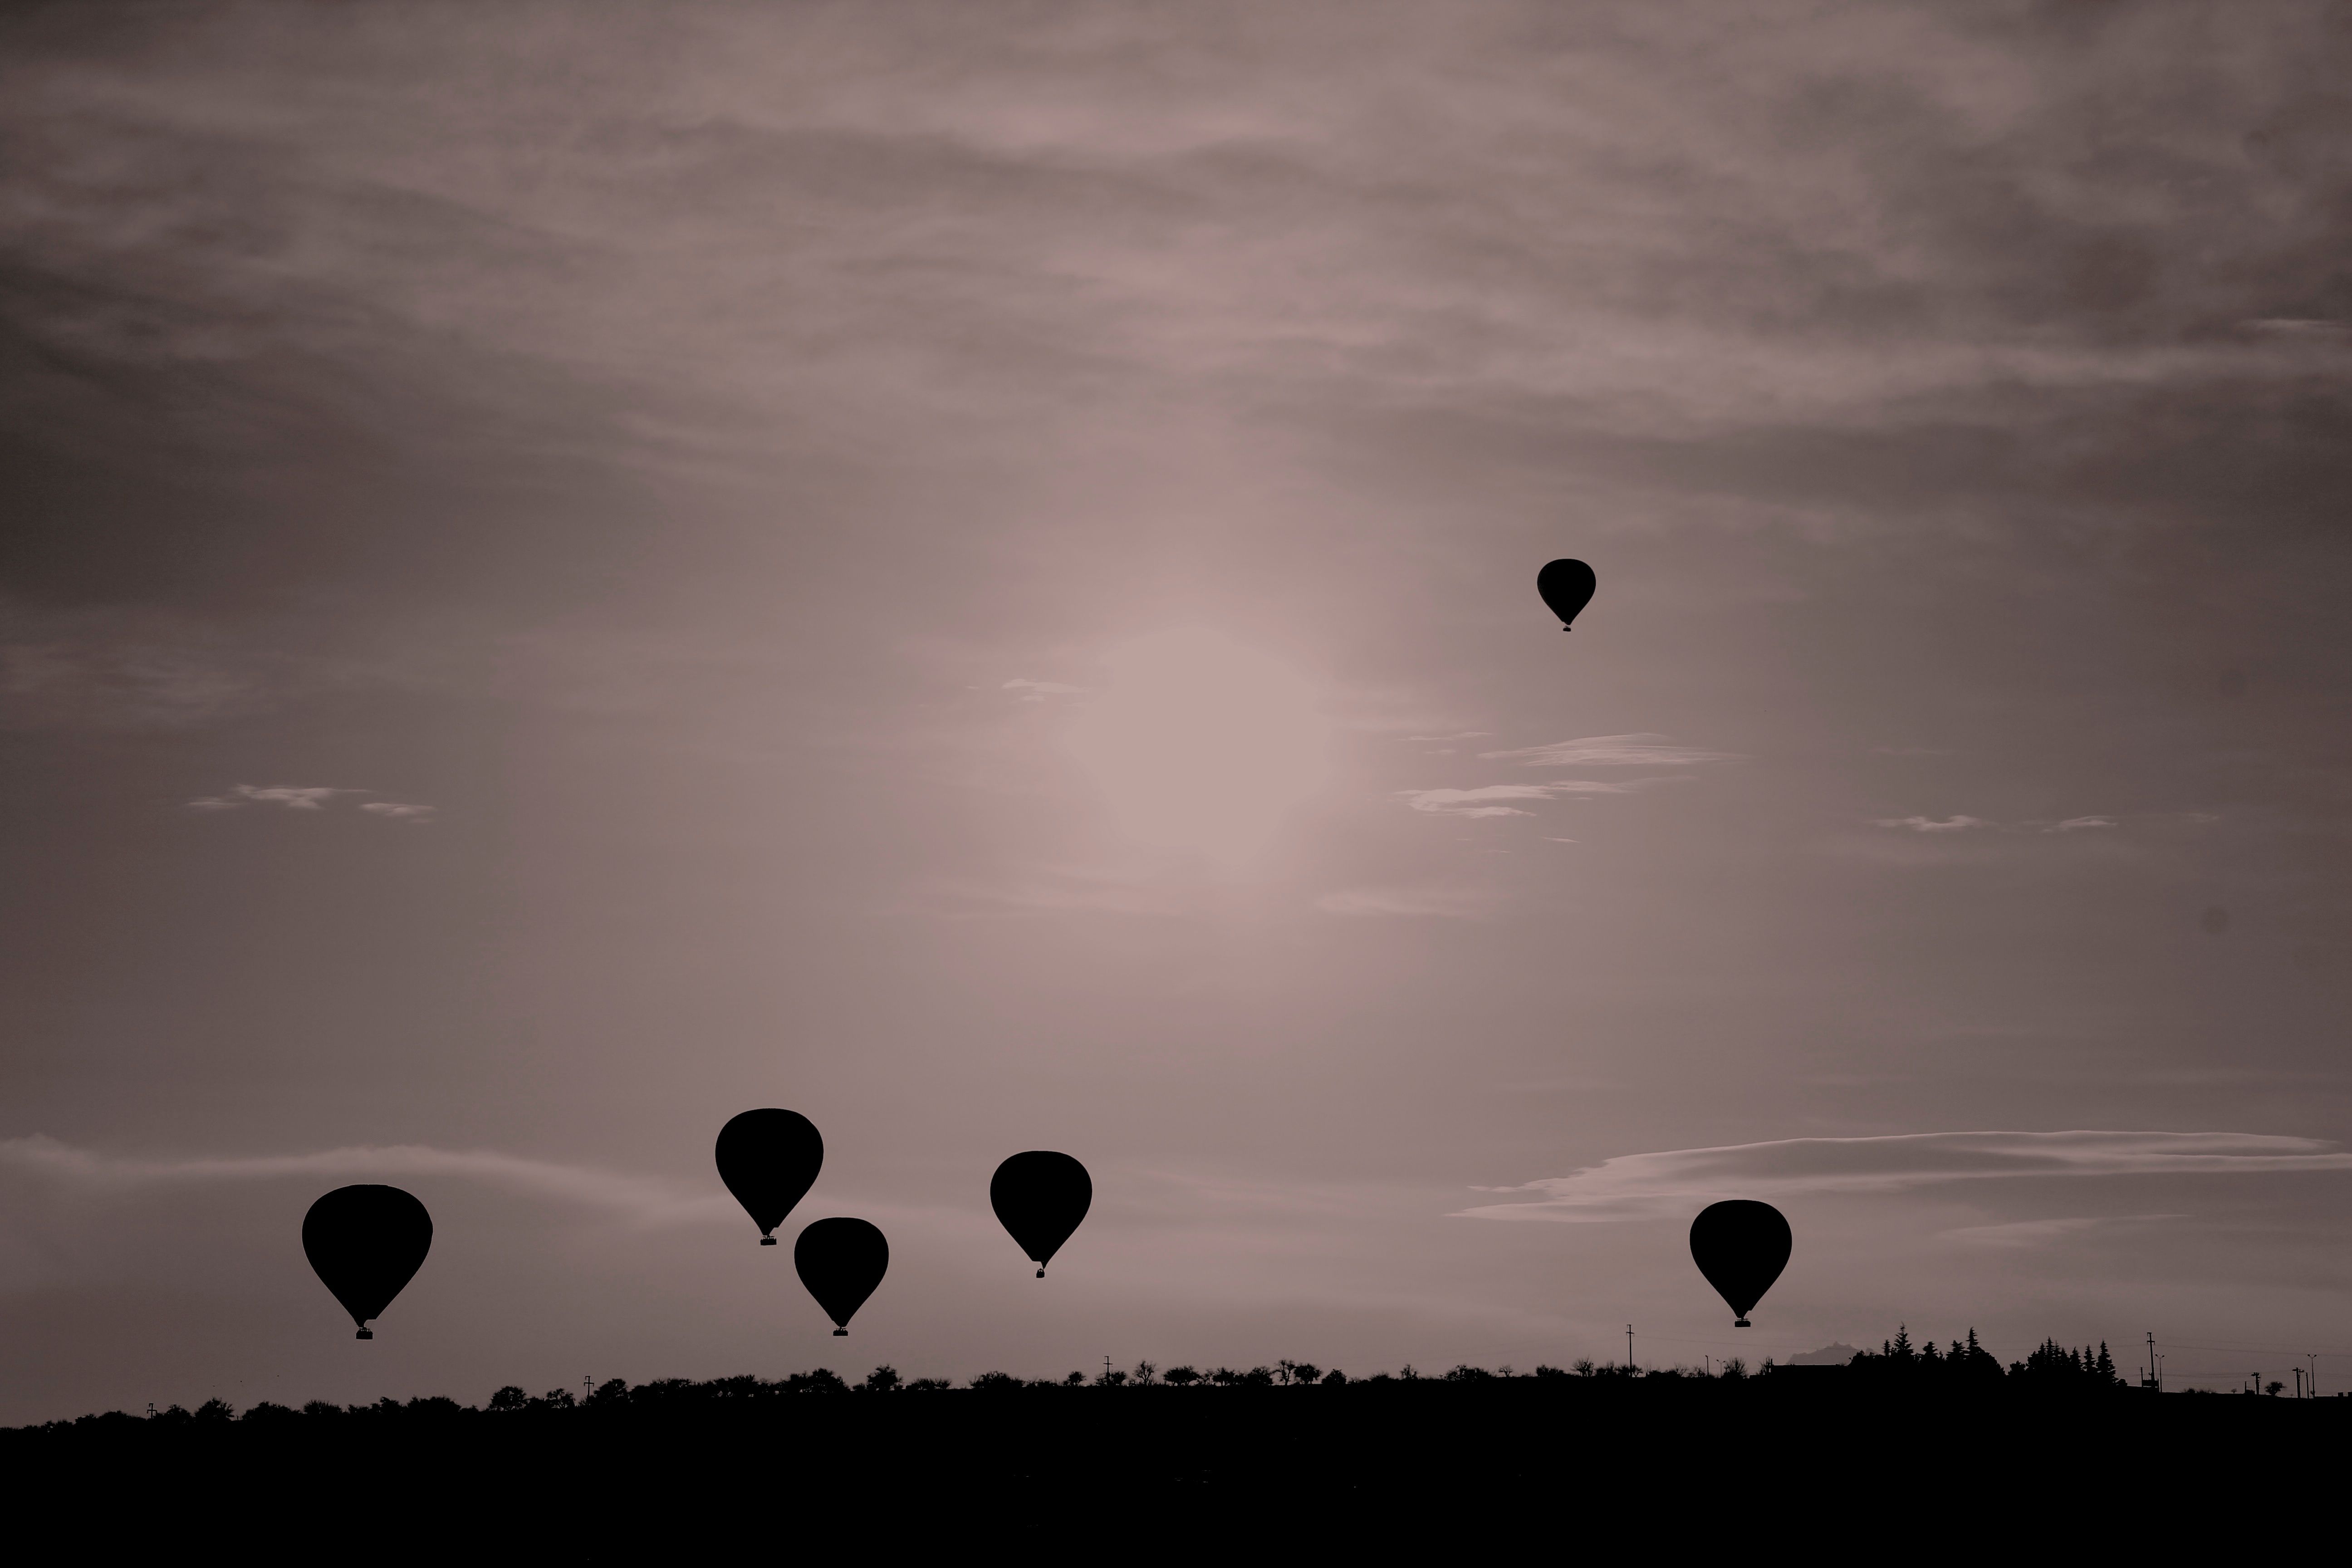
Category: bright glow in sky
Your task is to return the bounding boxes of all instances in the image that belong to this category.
[1063,628,1329,868]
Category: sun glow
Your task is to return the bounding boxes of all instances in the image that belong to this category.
[1064,627,1330,868]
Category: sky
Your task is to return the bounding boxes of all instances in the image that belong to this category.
[4,0,2350,1423]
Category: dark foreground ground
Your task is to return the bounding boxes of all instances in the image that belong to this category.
[10,1379,2339,1553]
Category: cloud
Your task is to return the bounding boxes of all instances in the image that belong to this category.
[1407,733,1491,743]
[1477,734,1740,768]
[1398,779,1690,818]
[359,802,436,822]
[2244,318,2352,336]
[1395,782,1630,818]
[1458,1131,2352,1223]
[1315,886,1488,918]
[1872,814,1992,833]
[1002,678,1083,702]
[1942,1216,2132,1249]
[2048,816,2117,833]
[186,784,354,812]
[0,1134,728,1227]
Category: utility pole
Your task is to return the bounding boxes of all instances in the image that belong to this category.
[2311,1354,2320,1399]
[2145,1331,2158,1391]
[1104,1355,1112,1382]
[1627,1324,1635,1371]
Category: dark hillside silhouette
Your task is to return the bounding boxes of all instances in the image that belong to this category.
[8,1351,2335,1550]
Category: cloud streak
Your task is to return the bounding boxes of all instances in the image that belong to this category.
[359,802,436,821]
[0,1135,729,1227]
[1396,781,1656,818]
[1002,678,1083,702]
[1458,1131,2352,1223]
[1478,734,1740,768]
[188,784,353,812]
[1315,886,1489,918]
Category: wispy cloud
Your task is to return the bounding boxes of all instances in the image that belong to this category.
[359,802,436,822]
[1315,886,1489,918]
[1002,678,1083,702]
[1458,1131,2352,1223]
[187,784,354,812]
[2048,816,2117,833]
[1871,814,1992,833]
[1396,781,1651,818]
[1478,734,1740,768]
[0,1134,728,1227]
[1941,1215,2152,1249]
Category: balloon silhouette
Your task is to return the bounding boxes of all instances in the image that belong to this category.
[990,1151,1092,1278]
[1689,1199,1792,1327]
[794,1217,887,1335]
[1537,559,1597,629]
[715,1108,823,1245]
[302,1185,432,1340]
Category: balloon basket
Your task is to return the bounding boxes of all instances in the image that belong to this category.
[1035,1267,1044,1279]
[1735,1318,1750,1328]
[356,1329,373,1340]
[832,1328,848,1337]
[760,1236,777,1246]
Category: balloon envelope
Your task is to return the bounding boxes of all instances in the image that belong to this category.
[1689,1199,1791,1325]
[990,1151,1092,1277]
[1536,559,1597,628]
[715,1108,823,1244]
[302,1185,432,1338]
[794,1217,888,1334]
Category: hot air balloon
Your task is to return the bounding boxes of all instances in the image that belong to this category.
[990,1151,1092,1278]
[794,1217,887,1335]
[1537,559,1597,630]
[1689,1199,1791,1327]
[302,1185,432,1340]
[715,1108,823,1245]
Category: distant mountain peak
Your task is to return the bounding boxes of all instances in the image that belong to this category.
[1785,1343,1860,1367]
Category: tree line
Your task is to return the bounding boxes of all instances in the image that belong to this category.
[17,1327,2177,1434]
